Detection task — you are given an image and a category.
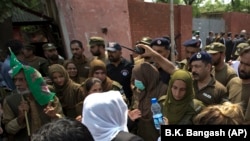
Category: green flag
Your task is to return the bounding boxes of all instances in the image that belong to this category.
[9,48,55,106]
[9,47,21,68]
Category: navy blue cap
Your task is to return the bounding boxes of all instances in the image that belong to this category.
[189,51,212,64]
[106,42,121,52]
[183,39,201,48]
[150,37,170,49]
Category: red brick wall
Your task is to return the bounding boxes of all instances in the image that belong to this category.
[224,12,250,38]
[55,0,193,60]
[128,1,192,60]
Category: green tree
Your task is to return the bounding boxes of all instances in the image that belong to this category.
[0,0,43,51]
[230,0,250,13]
[0,0,43,23]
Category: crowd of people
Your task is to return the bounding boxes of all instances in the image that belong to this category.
[0,29,249,141]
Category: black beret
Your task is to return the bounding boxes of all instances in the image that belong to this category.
[183,39,201,48]
[189,51,212,64]
[150,37,170,50]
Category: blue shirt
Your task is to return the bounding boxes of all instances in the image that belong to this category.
[1,56,15,90]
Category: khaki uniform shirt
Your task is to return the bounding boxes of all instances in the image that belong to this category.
[23,56,47,71]
[178,59,191,71]
[227,77,250,121]
[194,76,227,106]
[213,63,237,86]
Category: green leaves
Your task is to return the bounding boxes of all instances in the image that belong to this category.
[0,0,13,23]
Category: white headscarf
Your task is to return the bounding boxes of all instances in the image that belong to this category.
[82,90,128,141]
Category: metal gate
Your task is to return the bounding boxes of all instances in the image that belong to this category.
[193,17,225,49]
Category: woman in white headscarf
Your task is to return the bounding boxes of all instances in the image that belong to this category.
[82,90,143,141]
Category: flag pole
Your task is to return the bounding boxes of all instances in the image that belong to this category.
[21,96,31,136]
[8,47,30,136]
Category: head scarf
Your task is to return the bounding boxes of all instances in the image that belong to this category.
[88,59,113,91]
[82,90,128,141]
[89,59,107,77]
[48,64,83,117]
[48,64,72,90]
[9,49,55,105]
[63,60,82,83]
[132,62,168,119]
[162,69,195,124]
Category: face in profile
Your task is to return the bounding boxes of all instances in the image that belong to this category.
[51,72,66,86]
[171,79,187,100]
[238,52,250,79]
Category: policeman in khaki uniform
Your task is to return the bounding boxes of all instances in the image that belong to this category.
[234,42,249,60]
[189,51,228,106]
[134,37,152,64]
[206,42,238,86]
[40,43,64,77]
[229,42,249,76]
[227,46,250,122]
[178,39,201,71]
[88,36,109,64]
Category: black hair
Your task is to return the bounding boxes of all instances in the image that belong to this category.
[84,77,102,92]
[5,39,23,55]
[31,118,94,141]
[70,40,83,48]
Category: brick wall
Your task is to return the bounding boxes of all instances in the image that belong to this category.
[224,12,250,38]
[55,0,193,60]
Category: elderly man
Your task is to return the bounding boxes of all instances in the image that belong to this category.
[2,53,64,141]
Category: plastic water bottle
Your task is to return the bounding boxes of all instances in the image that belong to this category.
[151,97,164,130]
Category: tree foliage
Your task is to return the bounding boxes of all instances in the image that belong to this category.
[0,0,44,23]
[156,0,250,17]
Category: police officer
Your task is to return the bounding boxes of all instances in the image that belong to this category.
[206,42,237,86]
[179,39,201,71]
[88,36,109,64]
[150,37,171,84]
[134,36,152,64]
[68,40,90,78]
[227,46,250,122]
[40,43,64,77]
[106,42,133,104]
[189,51,227,106]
